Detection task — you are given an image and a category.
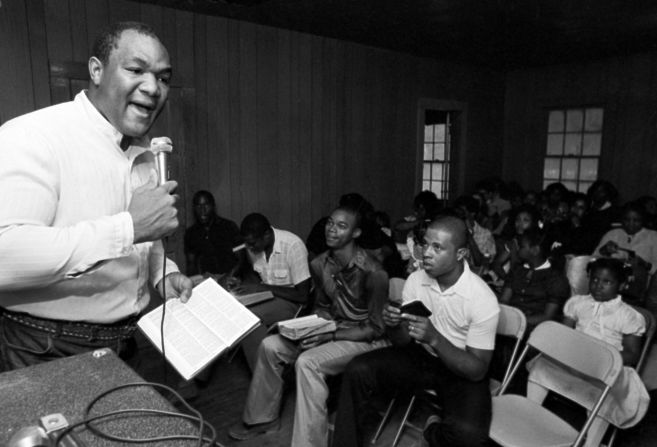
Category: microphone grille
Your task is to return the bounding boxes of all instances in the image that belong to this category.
[150,136,173,154]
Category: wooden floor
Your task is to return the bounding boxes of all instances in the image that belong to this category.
[135,332,657,447]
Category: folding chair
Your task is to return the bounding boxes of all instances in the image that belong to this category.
[489,320,623,447]
[600,305,655,447]
[371,304,527,446]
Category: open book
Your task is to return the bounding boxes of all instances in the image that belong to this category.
[278,314,336,340]
[138,278,260,380]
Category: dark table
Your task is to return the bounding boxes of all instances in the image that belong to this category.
[0,348,220,446]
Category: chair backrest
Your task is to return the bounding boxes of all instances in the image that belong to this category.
[496,304,527,391]
[389,278,406,302]
[631,305,656,374]
[526,321,623,388]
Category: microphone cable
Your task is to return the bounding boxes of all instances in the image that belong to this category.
[53,382,218,446]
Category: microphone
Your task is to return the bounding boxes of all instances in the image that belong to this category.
[150,137,173,185]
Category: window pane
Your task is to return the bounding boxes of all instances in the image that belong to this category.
[548,110,565,133]
[585,108,604,131]
[423,180,431,191]
[580,158,598,181]
[564,133,582,156]
[423,163,431,180]
[424,144,433,161]
[562,181,577,191]
[561,158,578,180]
[543,180,553,190]
[431,181,443,198]
[579,181,592,193]
[582,133,602,156]
[566,109,584,132]
[435,124,445,142]
[432,163,443,181]
[547,134,564,155]
[434,143,445,160]
[424,125,434,142]
[544,158,560,179]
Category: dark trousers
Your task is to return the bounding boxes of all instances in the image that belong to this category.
[331,343,492,447]
[0,311,139,373]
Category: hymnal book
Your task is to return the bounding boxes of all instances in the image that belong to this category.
[234,290,274,307]
[278,315,337,340]
[137,278,261,380]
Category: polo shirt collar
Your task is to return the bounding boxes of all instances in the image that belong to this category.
[419,261,474,296]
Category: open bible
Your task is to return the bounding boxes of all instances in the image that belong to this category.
[138,278,260,380]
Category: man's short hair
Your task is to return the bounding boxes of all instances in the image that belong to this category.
[429,215,467,249]
[334,205,363,230]
[91,21,160,64]
[240,213,271,238]
[192,190,215,206]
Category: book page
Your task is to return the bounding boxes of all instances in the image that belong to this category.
[138,279,260,380]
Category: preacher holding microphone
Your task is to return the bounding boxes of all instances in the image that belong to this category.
[150,136,173,185]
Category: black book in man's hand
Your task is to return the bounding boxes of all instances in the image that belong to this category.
[400,300,432,318]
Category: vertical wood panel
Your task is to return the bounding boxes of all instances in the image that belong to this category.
[207,16,231,218]
[25,0,51,110]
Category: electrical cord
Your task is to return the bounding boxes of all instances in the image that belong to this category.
[53,382,217,446]
[161,236,168,384]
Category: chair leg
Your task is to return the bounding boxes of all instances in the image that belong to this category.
[392,395,416,447]
[371,397,396,444]
[606,426,619,447]
[583,416,609,447]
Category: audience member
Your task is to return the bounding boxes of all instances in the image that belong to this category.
[499,228,570,329]
[583,179,621,246]
[306,193,374,259]
[184,190,241,282]
[452,195,496,273]
[228,213,312,371]
[594,201,657,304]
[392,190,441,243]
[475,177,511,234]
[527,258,650,429]
[228,206,389,446]
[331,216,499,447]
[540,182,570,225]
[490,204,542,282]
[358,218,407,279]
[637,195,657,231]
[0,22,192,372]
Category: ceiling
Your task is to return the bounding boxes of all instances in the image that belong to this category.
[137,0,657,70]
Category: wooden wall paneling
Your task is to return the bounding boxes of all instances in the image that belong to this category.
[0,0,34,123]
[108,0,141,24]
[206,17,232,220]
[319,38,341,217]
[237,21,258,220]
[190,14,208,213]
[84,0,109,52]
[276,29,293,229]
[173,10,194,89]
[44,0,73,105]
[226,19,243,221]
[294,32,314,236]
[25,0,51,111]
[139,3,164,48]
[256,24,280,222]
[309,35,325,222]
[344,44,366,194]
[68,0,88,61]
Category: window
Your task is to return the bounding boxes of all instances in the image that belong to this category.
[543,107,603,193]
[423,111,451,199]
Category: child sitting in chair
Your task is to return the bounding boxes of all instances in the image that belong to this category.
[527,258,650,436]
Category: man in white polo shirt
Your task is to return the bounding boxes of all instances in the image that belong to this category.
[331,215,500,447]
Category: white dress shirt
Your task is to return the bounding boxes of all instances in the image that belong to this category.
[0,91,178,323]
